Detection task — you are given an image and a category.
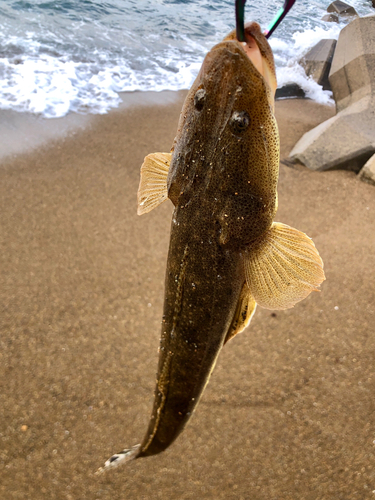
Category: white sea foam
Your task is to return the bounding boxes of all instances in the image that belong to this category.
[0,36,204,117]
[277,64,334,105]
[0,0,372,118]
[0,24,341,117]
[270,23,343,106]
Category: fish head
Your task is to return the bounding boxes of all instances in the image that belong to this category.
[168,22,280,245]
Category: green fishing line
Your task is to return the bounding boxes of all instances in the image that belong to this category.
[235,0,296,41]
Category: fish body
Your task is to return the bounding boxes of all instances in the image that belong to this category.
[139,206,244,456]
[98,22,325,472]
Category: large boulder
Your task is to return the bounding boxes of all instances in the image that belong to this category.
[289,15,375,172]
[288,96,375,171]
[329,14,375,111]
[327,1,358,17]
[321,13,339,23]
[300,39,337,90]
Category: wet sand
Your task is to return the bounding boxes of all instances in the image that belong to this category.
[1,93,374,500]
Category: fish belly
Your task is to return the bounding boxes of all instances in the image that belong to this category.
[138,205,244,457]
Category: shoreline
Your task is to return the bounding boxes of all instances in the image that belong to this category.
[0,88,332,164]
[0,90,186,162]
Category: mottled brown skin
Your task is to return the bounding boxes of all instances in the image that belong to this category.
[137,24,279,458]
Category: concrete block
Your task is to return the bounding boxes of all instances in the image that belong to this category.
[300,39,337,90]
[289,95,375,171]
[289,16,375,173]
[327,1,358,16]
[329,15,375,111]
[321,13,339,23]
[358,154,375,185]
[275,84,305,100]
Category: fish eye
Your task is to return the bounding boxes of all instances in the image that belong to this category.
[230,111,250,133]
[194,89,206,111]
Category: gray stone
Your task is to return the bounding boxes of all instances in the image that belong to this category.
[321,13,339,22]
[289,16,375,172]
[327,1,358,16]
[275,84,305,100]
[289,95,375,171]
[358,154,375,185]
[329,15,375,111]
[300,39,337,90]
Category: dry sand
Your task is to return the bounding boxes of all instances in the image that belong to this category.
[0,93,374,500]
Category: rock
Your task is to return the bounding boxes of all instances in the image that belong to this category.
[275,84,306,100]
[289,15,375,172]
[321,13,339,22]
[329,15,375,112]
[289,96,375,171]
[300,39,337,90]
[327,0,358,16]
[358,154,375,185]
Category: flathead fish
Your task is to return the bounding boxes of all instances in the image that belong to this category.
[98,22,325,472]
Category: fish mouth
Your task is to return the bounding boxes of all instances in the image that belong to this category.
[239,34,265,78]
[221,22,277,107]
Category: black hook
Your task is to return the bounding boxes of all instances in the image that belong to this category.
[235,0,246,42]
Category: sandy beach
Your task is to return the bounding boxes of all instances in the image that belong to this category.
[1,92,374,500]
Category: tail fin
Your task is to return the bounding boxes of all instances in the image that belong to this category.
[96,444,141,474]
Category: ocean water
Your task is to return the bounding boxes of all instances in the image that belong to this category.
[0,0,373,118]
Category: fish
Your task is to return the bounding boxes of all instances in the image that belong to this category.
[97,21,325,473]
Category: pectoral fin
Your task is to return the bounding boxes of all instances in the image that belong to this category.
[137,152,171,215]
[224,282,257,344]
[243,222,325,310]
